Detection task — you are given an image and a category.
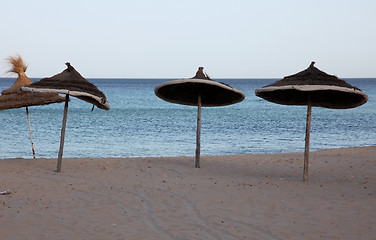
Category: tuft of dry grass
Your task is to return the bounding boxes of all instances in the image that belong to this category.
[7,54,28,75]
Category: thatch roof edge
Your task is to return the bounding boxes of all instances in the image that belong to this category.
[21,87,110,110]
[255,84,368,99]
[154,78,245,107]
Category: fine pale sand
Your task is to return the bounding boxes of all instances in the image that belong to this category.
[0,146,375,240]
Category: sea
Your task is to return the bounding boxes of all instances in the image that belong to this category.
[0,78,375,159]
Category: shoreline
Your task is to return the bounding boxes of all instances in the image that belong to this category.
[1,146,375,239]
[2,145,375,161]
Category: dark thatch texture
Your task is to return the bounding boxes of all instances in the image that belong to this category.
[264,62,360,89]
[22,63,110,110]
[0,92,66,110]
[155,79,245,106]
[255,62,368,109]
[0,56,65,110]
[155,67,245,107]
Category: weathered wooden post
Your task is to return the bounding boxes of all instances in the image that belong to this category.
[26,107,35,159]
[57,94,69,172]
[195,95,202,168]
[303,94,312,181]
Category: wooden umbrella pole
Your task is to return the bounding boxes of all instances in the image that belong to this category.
[195,94,202,168]
[303,94,312,181]
[26,107,36,159]
[57,94,69,172]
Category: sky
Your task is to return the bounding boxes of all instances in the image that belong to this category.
[0,0,375,78]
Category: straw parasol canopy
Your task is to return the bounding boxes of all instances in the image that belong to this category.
[255,62,368,109]
[255,62,368,181]
[22,62,110,110]
[155,67,245,168]
[155,67,245,107]
[0,56,65,110]
[21,62,110,172]
[0,55,65,158]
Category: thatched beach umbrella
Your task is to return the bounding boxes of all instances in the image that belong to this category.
[0,55,65,158]
[255,62,368,181]
[22,62,110,172]
[155,67,245,168]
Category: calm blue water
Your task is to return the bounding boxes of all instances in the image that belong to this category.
[0,78,375,159]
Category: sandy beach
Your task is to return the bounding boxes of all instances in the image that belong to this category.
[0,146,375,239]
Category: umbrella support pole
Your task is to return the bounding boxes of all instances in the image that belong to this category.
[57,94,69,172]
[195,95,201,168]
[26,107,36,159]
[303,97,312,181]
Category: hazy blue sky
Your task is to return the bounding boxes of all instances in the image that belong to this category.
[1,0,375,78]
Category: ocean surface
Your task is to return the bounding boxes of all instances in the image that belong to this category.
[1,78,375,159]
